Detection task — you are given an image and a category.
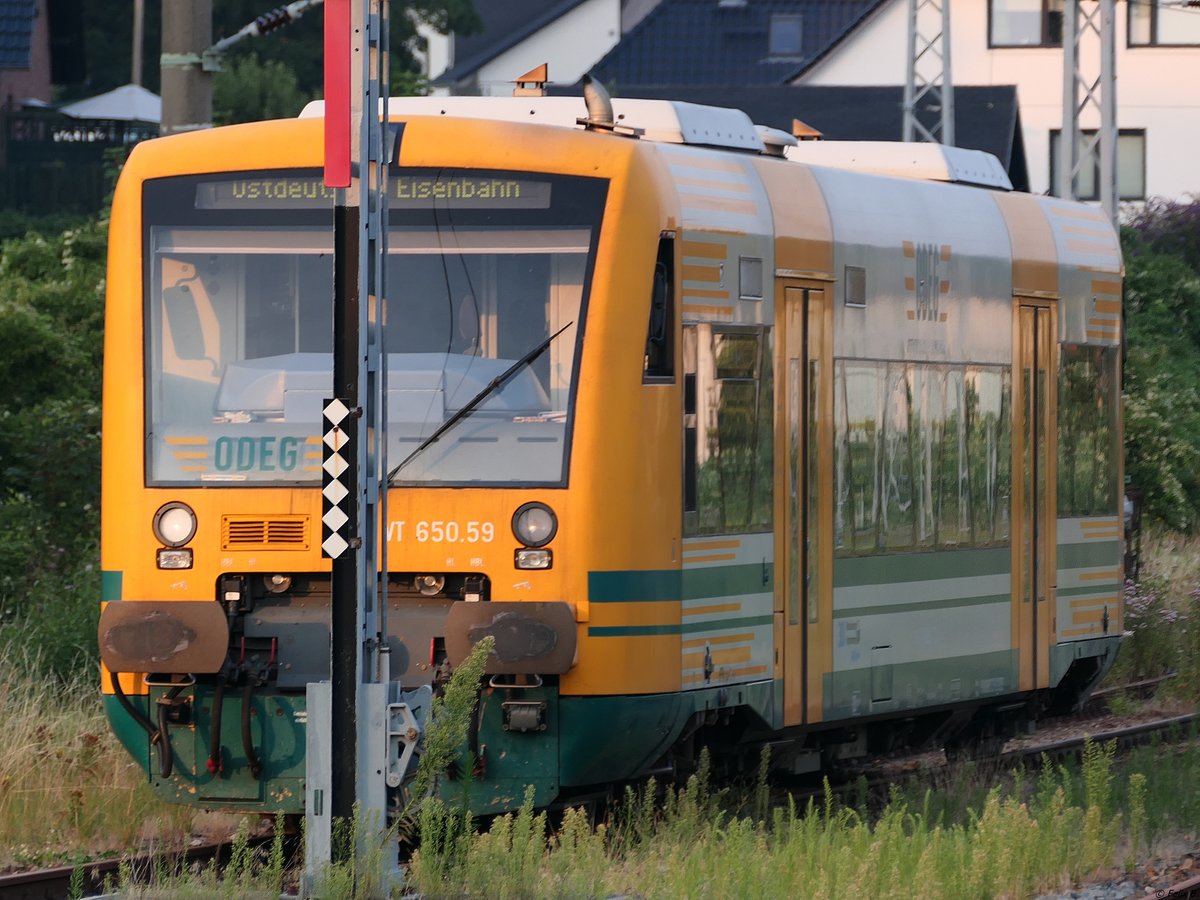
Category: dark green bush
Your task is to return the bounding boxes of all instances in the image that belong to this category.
[0,220,105,681]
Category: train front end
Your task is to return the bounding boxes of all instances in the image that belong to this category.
[99,110,682,814]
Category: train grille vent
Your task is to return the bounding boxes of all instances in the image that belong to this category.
[221,516,310,551]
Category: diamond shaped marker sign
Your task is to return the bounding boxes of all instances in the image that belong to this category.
[321,398,355,558]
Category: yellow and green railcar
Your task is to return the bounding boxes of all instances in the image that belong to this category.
[98,91,1123,814]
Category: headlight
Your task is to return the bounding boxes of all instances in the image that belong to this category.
[512,502,557,548]
[515,548,552,570]
[153,502,197,547]
[157,548,193,569]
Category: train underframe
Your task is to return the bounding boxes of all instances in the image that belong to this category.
[101,570,1122,817]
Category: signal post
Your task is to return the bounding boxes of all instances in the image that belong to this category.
[307,0,395,892]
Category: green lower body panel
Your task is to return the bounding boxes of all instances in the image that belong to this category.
[455,683,560,815]
[823,650,1019,720]
[557,680,777,789]
[557,692,687,789]
[1050,634,1123,687]
[104,679,779,816]
[104,687,308,814]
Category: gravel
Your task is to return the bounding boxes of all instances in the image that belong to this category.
[1035,880,1140,900]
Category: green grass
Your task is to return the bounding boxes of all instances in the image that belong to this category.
[63,728,1200,899]
[8,525,1200,894]
[405,744,1132,897]
[0,643,196,869]
[1103,529,1200,705]
[403,735,1200,900]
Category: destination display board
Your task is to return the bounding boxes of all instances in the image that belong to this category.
[195,174,552,210]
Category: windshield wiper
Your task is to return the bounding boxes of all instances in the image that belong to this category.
[387,321,574,482]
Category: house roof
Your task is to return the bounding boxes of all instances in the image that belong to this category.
[434,0,593,88]
[60,83,162,123]
[589,0,885,88]
[553,83,1030,191]
[0,0,36,70]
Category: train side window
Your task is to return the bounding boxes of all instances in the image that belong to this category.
[683,326,698,529]
[834,360,1012,555]
[967,366,1012,545]
[1058,343,1119,516]
[644,235,675,382]
[883,363,916,550]
[685,324,773,535]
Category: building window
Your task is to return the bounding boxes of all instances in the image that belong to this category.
[1049,129,1146,201]
[1129,0,1200,46]
[990,0,1064,47]
[768,14,803,58]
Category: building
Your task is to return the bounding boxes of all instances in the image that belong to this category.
[582,0,1028,186]
[0,0,51,107]
[425,0,1194,204]
[590,0,882,87]
[425,0,628,96]
[795,0,1200,202]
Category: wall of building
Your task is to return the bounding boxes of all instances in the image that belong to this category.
[0,0,52,107]
[477,0,621,96]
[796,0,1200,203]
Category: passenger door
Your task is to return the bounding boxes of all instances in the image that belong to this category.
[1013,299,1057,690]
[780,284,831,725]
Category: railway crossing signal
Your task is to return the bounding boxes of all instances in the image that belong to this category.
[308,0,397,892]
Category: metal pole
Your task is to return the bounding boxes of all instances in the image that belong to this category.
[1059,0,1078,199]
[940,0,954,147]
[160,0,213,133]
[132,0,145,86]
[1059,0,1118,226]
[354,0,391,840]
[1099,0,1118,226]
[329,200,361,837]
[903,0,918,143]
[902,0,954,145]
[326,0,392,874]
[329,0,365,835]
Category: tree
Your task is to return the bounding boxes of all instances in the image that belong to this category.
[1121,204,1200,529]
[213,53,308,123]
[0,220,108,679]
[211,0,480,98]
[60,1,479,102]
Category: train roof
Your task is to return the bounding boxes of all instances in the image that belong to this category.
[298,95,1013,192]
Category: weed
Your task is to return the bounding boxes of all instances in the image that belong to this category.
[407,635,494,806]
[0,642,194,867]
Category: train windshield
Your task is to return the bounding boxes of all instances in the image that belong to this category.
[143,168,606,486]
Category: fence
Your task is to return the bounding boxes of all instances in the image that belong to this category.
[1,110,158,213]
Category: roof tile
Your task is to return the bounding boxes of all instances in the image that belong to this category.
[0,0,36,70]
[592,0,884,87]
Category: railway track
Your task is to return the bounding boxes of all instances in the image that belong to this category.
[1161,872,1200,899]
[784,709,1197,811]
[1083,671,1177,713]
[1002,711,1196,766]
[0,835,279,900]
[2,699,1192,899]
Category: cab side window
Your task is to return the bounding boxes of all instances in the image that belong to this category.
[644,234,675,382]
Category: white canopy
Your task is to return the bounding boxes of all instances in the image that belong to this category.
[60,84,161,123]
